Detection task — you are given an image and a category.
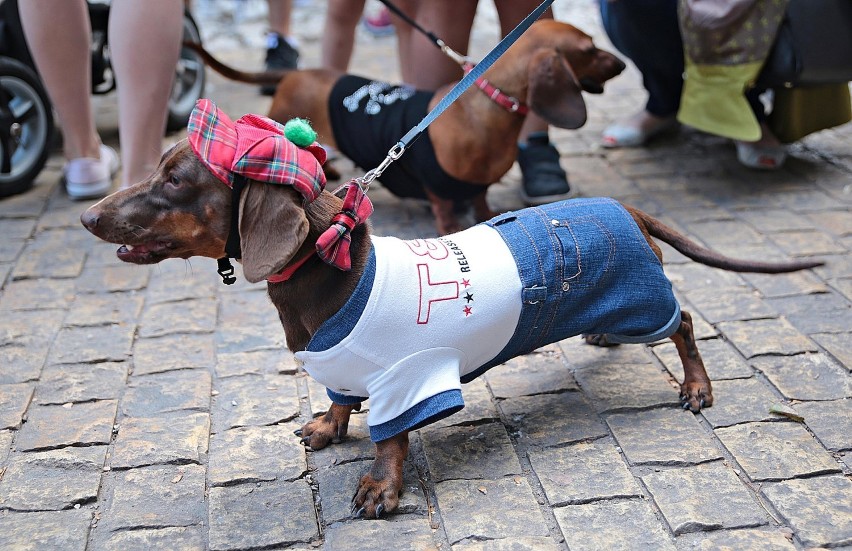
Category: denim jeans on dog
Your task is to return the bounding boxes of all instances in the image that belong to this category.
[299,198,681,441]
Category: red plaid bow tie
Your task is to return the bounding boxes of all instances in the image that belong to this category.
[187,99,326,202]
[315,181,373,271]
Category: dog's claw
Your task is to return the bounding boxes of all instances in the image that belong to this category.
[682,401,691,410]
[353,507,365,519]
[294,428,303,437]
[699,399,705,409]
[375,504,384,518]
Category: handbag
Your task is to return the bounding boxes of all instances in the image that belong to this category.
[757,0,852,88]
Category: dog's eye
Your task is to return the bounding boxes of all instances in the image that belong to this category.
[169,174,181,187]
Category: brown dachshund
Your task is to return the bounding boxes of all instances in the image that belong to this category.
[186,20,626,234]
[81,140,823,520]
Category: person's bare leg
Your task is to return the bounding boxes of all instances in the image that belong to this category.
[109,0,183,187]
[321,0,365,71]
[18,0,100,161]
[398,0,477,89]
[267,0,292,36]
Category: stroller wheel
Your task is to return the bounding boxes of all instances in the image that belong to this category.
[0,56,53,198]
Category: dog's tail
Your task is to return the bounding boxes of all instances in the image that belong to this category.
[626,205,824,273]
[184,42,286,86]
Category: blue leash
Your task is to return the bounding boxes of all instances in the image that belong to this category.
[355,0,555,188]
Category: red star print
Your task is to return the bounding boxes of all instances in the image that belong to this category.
[463,305,473,316]
[461,278,471,288]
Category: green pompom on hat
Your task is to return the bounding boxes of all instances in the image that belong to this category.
[283,118,317,147]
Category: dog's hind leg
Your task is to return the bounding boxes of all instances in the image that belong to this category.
[669,310,713,412]
[352,432,409,519]
[295,402,359,450]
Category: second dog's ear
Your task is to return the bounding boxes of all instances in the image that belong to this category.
[527,49,587,129]
[238,181,309,283]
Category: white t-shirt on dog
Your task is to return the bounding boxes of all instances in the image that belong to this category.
[295,225,522,440]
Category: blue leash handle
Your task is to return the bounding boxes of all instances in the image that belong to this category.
[397,0,554,149]
[357,0,554,187]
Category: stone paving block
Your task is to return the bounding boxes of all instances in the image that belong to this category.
[212,373,300,432]
[75,264,150,293]
[741,270,828,299]
[573,361,679,412]
[63,292,143,327]
[761,475,852,548]
[0,240,24,264]
[453,537,562,551]
[641,462,766,535]
[208,423,306,486]
[132,333,216,375]
[715,421,840,481]
[12,229,90,279]
[499,392,608,448]
[752,353,851,401]
[530,438,641,505]
[738,208,816,233]
[309,412,375,469]
[208,480,318,550]
[698,377,780,428]
[0,446,106,510]
[606,408,722,466]
[215,348,298,378]
[0,383,34,430]
[216,290,286,353]
[664,262,748,294]
[101,464,206,531]
[145,261,220,304]
[771,229,845,257]
[806,208,852,237]
[677,527,797,550]
[121,369,211,417]
[36,362,128,405]
[554,499,676,551]
[436,477,550,544]
[717,318,817,358]
[0,278,75,311]
[559,334,655,370]
[0,509,92,551]
[484,345,577,398]
[420,423,521,482]
[48,324,135,365]
[812,331,852,371]
[432,377,499,428]
[686,286,777,324]
[767,292,852,335]
[139,297,218,338]
[0,430,12,463]
[317,459,426,523]
[15,400,117,451]
[323,517,437,550]
[307,377,334,417]
[652,339,753,382]
[0,310,63,383]
[94,526,205,551]
[111,413,210,469]
[792,399,851,451]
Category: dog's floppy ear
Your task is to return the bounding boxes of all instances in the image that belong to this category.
[238,180,309,283]
[527,49,587,129]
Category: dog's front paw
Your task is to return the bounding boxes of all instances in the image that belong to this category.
[295,417,346,450]
[352,473,402,519]
[680,380,713,412]
[583,333,620,347]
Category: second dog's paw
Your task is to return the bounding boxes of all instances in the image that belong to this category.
[351,473,402,519]
[583,334,620,347]
[680,381,713,412]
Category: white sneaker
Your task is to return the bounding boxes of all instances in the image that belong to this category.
[64,144,120,199]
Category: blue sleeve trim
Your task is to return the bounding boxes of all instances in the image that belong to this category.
[306,245,376,352]
[604,301,681,344]
[369,389,464,442]
[327,388,368,405]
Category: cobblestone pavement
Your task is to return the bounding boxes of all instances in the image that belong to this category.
[1,1,850,549]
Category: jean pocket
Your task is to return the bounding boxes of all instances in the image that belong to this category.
[553,216,615,288]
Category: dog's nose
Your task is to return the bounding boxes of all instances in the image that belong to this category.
[80,208,100,232]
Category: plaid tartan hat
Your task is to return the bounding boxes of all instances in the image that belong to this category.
[187,99,326,202]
